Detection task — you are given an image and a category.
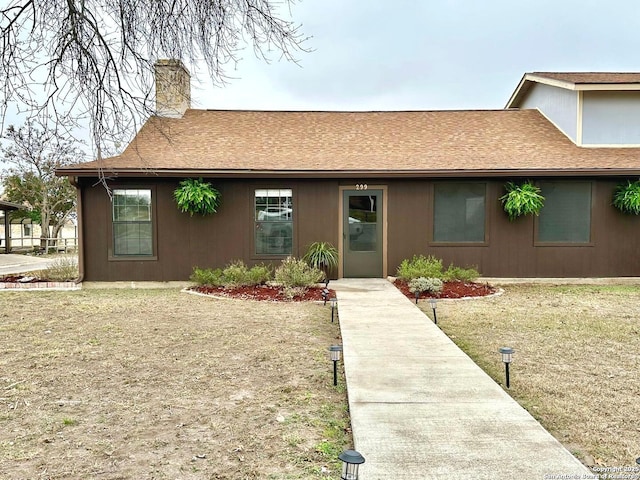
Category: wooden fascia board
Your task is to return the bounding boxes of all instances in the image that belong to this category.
[57,168,640,179]
[506,74,640,109]
[505,74,530,108]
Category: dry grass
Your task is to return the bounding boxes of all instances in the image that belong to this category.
[422,284,640,467]
[0,289,351,479]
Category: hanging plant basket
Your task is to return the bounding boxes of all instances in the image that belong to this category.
[499,181,545,221]
[613,180,640,215]
[174,178,221,216]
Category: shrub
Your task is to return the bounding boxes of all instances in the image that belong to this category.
[247,264,272,285]
[275,257,324,298]
[442,264,479,282]
[43,256,78,281]
[500,181,545,221]
[190,267,225,286]
[396,255,443,281]
[408,277,443,294]
[190,262,272,287]
[222,260,252,287]
[613,180,640,215]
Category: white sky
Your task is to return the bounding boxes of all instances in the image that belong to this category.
[188,0,640,112]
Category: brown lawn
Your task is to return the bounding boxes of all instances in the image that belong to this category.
[0,289,351,479]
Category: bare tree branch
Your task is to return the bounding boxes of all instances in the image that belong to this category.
[0,0,307,163]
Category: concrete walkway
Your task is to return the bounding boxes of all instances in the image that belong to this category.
[331,278,592,480]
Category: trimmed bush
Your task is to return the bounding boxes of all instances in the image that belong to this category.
[190,262,272,288]
[275,257,324,299]
[222,260,252,287]
[396,255,443,281]
[190,267,225,286]
[442,264,479,282]
[408,277,443,294]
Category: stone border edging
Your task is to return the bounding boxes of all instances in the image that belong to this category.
[0,281,81,291]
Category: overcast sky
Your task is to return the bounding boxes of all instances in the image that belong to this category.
[189,0,640,112]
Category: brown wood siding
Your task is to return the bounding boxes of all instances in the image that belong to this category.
[80,178,340,281]
[79,177,640,281]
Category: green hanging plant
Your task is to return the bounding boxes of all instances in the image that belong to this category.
[613,180,640,215]
[174,178,221,216]
[499,181,545,221]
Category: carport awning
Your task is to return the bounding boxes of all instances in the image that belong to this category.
[1,200,26,254]
[0,200,24,211]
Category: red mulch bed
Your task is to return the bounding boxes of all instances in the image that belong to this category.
[394,279,496,300]
[192,280,495,302]
[191,284,334,302]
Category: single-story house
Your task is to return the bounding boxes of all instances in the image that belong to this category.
[57,61,640,281]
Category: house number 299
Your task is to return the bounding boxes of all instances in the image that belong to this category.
[355,184,368,190]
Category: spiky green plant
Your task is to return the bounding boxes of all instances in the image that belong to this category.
[302,242,339,280]
[173,178,221,216]
[613,180,640,215]
[500,181,545,221]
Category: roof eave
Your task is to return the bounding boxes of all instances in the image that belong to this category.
[56,168,640,179]
[507,73,640,108]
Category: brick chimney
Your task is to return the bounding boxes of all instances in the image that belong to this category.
[154,59,191,118]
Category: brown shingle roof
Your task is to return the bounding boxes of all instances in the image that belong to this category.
[59,109,640,177]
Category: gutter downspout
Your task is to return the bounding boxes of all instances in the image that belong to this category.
[68,176,84,284]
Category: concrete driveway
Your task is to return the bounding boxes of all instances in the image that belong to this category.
[0,254,72,276]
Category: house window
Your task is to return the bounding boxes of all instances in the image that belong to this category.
[433,183,486,242]
[538,182,591,243]
[112,189,153,256]
[255,189,293,255]
[23,223,32,237]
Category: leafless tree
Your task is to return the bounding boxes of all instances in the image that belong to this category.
[0,0,306,157]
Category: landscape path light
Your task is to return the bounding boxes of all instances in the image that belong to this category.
[330,297,338,323]
[414,289,420,304]
[338,449,365,480]
[429,298,438,324]
[499,347,514,388]
[322,288,330,306]
[329,345,342,386]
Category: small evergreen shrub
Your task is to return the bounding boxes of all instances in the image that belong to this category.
[500,181,545,221]
[43,256,78,281]
[190,267,225,286]
[275,257,324,298]
[222,260,252,287]
[442,264,479,282]
[408,277,443,294]
[396,255,443,281]
[613,180,640,215]
[247,264,272,285]
[190,262,272,287]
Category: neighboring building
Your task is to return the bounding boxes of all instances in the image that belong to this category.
[0,216,78,253]
[57,62,640,281]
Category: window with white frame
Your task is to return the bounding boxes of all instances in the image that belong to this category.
[255,189,293,255]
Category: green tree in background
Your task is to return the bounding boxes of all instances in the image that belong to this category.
[0,119,83,248]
